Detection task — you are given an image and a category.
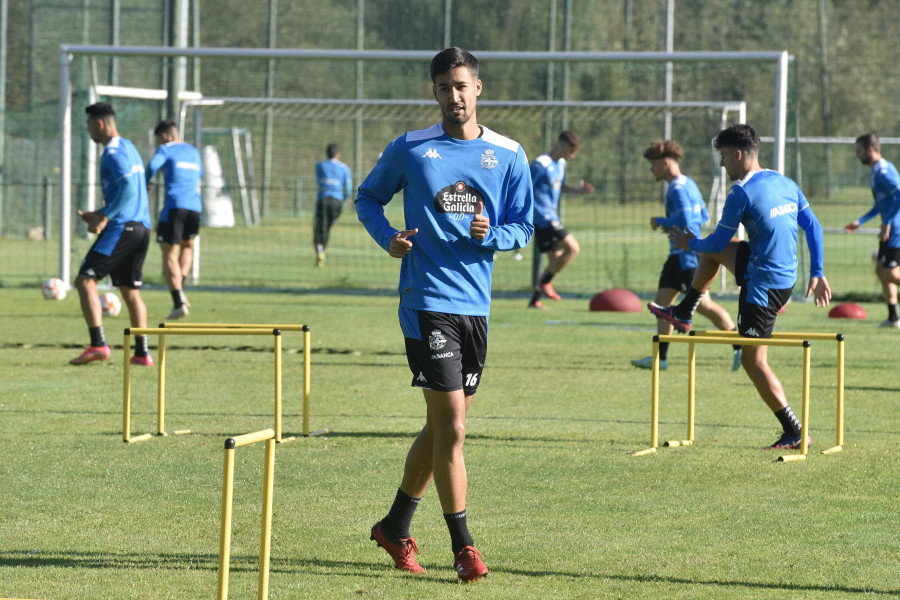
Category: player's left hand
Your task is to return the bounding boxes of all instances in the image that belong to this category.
[880,224,891,243]
[806,275,832,307]
[470,201,489,240]
[578,180,595,194]
[668,226,695,251]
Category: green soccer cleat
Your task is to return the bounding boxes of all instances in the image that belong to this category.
[631,355,666,370]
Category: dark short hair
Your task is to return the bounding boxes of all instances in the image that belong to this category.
[430,47,479,83]
[559,131,582,151]
[154,119,178,136]
[856,133,880,152]
[326,143,340,158]
[85,102,116,121]
[713,124,760,154]
[643,139,683,162]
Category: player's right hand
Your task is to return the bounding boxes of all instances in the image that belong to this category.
[844,220,859,234]
[388,228,418,258]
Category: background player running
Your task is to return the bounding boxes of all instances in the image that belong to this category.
[145,119,203,320]
[648,124,831,450]
[356,47,533,582]
[527,130,594,308]
[844,133,900,329]
[314,142,353,267]
[631,139,742,371]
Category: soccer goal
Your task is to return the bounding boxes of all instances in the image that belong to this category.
[56,46,789,295]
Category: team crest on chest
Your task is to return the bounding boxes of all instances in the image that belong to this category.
[429,329,447,351]
[481,148,498,169]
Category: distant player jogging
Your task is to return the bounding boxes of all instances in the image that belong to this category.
[631,140,742,372]
[314,142,353,267]
[356,47,533,582]
[648,124,831,450]
[145,119,202,320]
[71,102,153,367]
[844,133,900,329]
[527,130,594,308]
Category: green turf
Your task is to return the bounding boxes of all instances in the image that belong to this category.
[1,288,898,599]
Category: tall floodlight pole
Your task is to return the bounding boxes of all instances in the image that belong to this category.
[0,0,7,237]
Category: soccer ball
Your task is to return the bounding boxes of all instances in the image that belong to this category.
[42,277,67,300]
[100,292,122,317]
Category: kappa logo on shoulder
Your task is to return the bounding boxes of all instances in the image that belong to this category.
[422,148,443,159]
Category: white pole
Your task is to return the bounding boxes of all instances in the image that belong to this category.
[664,0,674,140]
[59,48,72,284]
[773,51,788,173]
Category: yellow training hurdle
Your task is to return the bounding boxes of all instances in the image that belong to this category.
[159,323,329,439]
[692,330,844,454]
[217,428,276,600]
[635,333,819,462]
[122,324,329,443]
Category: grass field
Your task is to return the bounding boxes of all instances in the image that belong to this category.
[1,287,898,599]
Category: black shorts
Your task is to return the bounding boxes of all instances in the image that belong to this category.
[157,209,201,245]
[657,254,695,293]
[401,309,487,396]
[737,286,792,339]
[734,240,751,287]
[534,221,569,253]
[78,222,150,288]
[877,241,900,269]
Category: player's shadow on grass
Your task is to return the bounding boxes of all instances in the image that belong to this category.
[2,550,897,595]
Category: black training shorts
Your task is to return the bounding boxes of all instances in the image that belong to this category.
[157,209,201,245]
[78,222,150,288]
[534,221,569,253]
[401,309,487,396]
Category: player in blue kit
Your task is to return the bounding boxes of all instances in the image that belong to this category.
[314,142,353,267]
[844,133,900,329]
[145,120,202,320]
[71,103,152,366]
[631,139,742,371]
[648,124,831,450]
[527,130,594,308]
[356,47,533,582]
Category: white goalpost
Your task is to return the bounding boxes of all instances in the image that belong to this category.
[58,46,788,288]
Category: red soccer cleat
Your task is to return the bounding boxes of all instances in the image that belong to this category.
[370,520,425,574]
[70,345,111,365]
[538,282,561,301]
[130,354,154,367]
[454,545,488,583]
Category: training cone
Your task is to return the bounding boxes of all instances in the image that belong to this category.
[828,302,866,320]
[590,288,642,312]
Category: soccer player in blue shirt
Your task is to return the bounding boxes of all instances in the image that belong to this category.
[314,142,353,267]
[649,124,831,450]
[631,140,742,372]
[145,119,202,320]
[356,47,533,582]
[527,130,594,308]
[71,103,153,366]
[844,133,900,329]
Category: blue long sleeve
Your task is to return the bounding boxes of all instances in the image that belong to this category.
[799,206,825,277]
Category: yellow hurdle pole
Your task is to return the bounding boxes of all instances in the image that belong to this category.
[779,340,812,463]
[802,341,811,456]
[303,325,311,437]
[687,339,696,444]
[258,438,276,600]
[274,331,283,442]
[162,322,308,332]
[217,429,275,600]
[217,442,236,600]
[823,335,845,454]
[123,331,132,442]
[158,332,167,436]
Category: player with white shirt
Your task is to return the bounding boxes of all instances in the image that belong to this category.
[356,47,533,582]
